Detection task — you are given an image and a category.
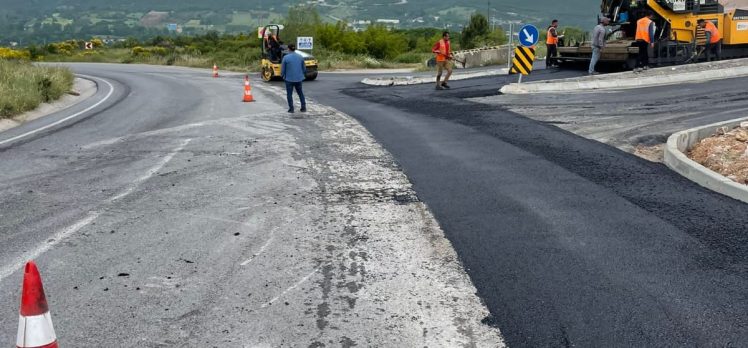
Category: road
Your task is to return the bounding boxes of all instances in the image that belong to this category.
[0,64,501,347]
[302,68,748,347]
[2,63,747,347]
[472,76,748,160]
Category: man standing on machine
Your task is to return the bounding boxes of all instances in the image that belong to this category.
[634,10,655,72]
[699,19,722,61]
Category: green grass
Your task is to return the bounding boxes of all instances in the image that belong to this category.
[41,46,422,73]
[0,60,74,118]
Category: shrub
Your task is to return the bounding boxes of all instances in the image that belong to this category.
[0,60,73,117]
[0,47,31,60]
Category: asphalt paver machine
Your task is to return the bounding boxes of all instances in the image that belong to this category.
[554,0,748,68]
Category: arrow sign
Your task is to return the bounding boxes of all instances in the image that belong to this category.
[518,24,539,47]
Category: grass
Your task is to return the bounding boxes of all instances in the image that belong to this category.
[41,47,423,73]
[0,60,74,118]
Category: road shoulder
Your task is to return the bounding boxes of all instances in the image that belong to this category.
[0,77,96,133]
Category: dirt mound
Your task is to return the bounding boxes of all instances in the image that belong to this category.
[688,124,748,184]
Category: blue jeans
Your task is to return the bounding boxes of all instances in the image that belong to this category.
[285,81,305,111]
[589,47,601,74]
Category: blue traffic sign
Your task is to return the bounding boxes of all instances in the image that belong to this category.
[518,24,539,47]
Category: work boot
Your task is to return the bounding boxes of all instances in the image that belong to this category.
[300,107,307,112]
[435,85,444,90]
[288,108,294,113]
[441,83,451,89]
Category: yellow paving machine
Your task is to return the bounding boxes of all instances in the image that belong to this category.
[260,24,319,81]
[554,0,748,68]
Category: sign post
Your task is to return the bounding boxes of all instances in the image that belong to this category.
[518,24,539,48]
[509,24,539,83]
[509,46,536,83]
[297,37,314,51]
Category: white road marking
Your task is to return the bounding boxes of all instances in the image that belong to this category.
[0,75,115,146]
[0,139,191,283]
[0,212,99,282]
[240,236,274,266]
[261,268,319,308]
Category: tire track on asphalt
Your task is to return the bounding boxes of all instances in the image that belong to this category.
[0,138,192,283]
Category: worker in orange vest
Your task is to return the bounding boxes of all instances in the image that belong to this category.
[698,19,722,61]
[546,20,563,68]
[634,10,655,72]
[432,31,453,90]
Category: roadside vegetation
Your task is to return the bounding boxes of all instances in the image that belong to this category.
[8,6,511,72]
[0,57,73,118]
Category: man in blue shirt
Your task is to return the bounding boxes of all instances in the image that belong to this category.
[281,44,307,113]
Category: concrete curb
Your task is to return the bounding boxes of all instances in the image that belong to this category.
[361,68,509,86]
[500,58,748,94]
[664,116,748,204]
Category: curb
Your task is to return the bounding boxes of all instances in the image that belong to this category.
[362,68,509,86]
[500,58,748,94]
[664,116,748,204]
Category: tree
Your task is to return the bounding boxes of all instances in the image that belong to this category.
[282,5,321,47]
[460,13,489,49]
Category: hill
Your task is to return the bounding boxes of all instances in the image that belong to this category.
[0,0,599,44]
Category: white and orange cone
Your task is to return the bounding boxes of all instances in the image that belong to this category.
[17,261,58,348]
[212,64,219,78]
[243,75,255,103]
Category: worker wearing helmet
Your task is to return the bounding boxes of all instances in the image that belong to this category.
[698,19,722,61]
[432,31,453,90]
[634,11,655,72]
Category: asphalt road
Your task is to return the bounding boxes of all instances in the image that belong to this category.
[0,64,502,347]
[472,75,748,158]
[302,68,748,347]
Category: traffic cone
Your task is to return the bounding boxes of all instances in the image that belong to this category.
[243,75,255,103]
[212,64,219,78]
[17,261,58,348]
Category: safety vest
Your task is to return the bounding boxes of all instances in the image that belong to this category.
[635,17,653,43]
[705,21,721,43]
[435,39,449,62]
[546,27,558,45]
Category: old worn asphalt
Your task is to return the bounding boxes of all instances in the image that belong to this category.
[0,64,503,347]
[2,63,747,347]
[306,68,748,347]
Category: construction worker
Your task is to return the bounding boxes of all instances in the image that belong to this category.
[546,20,563,68]
[634,11,655,72]
[699,19,722,61]
[589,17,610,75]
[432,31,453,90]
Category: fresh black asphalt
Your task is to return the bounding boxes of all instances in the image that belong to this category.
[305,69,748,347]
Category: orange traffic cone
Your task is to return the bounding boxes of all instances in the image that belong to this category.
[212,64,219,78]
[243,75,255,103]
[17,261,58,348]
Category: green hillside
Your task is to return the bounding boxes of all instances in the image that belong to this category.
[0,0,599,44]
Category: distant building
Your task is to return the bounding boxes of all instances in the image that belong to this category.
[376,19,400,29]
